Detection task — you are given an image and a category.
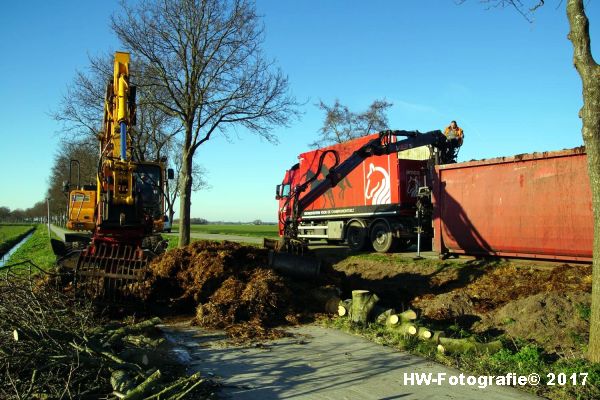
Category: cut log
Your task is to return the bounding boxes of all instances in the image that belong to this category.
[417,327,432,340]
[375,309,396,325]
[338,299,352,317]
[437,337,502,355]
[143,372,202,400]
[122,369,162,400]
[350,290,379,324]
[123,335,165,348]
[307,287,341,314]
[110,370,135,394]
[431,330,446,344]
[107,317,162,346]
[391,322,417,336]
[398,309,417,322]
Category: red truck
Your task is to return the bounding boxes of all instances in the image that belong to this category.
[275,131,452,252]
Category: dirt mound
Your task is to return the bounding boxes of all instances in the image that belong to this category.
[474,291,590,355]
[412,264,591,322]
[464,264,591,313]
[413,291,475,321]
[141,241,299,341]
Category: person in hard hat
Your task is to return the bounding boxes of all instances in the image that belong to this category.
[442,120,464,163]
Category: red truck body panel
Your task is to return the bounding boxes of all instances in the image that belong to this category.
[432,147,592,262]
[279,134,428,233]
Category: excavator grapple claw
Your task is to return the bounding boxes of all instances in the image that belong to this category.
[74,242,149,302]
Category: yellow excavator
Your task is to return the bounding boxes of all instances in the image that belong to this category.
[52,52,173,300]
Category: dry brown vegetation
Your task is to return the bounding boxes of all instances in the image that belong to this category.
[140,241,337,342]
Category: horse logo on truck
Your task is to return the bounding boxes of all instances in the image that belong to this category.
[365,163,391,205]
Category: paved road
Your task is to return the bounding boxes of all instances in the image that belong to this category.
[50,224,68,241]
[51,225,265,245]
[164,231,265,244]
[161,323,539,400]
[50,225,445,260]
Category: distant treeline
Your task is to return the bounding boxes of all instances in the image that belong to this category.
[0,204,50,223]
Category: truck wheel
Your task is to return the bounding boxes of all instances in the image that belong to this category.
[370,221,396,253]
[346,221,367,251]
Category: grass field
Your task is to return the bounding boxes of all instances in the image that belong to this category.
[174,224,279,238]
[5,225,57,272]
[0,224,35,257]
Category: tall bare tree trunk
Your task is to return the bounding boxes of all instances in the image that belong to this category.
[178,147,193,247]
[567,0,600,362]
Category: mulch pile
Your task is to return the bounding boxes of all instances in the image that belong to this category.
[140,241,305,341]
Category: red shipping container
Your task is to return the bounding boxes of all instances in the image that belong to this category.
[432,147,593,262]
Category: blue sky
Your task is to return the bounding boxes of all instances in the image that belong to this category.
[0,0,598,222]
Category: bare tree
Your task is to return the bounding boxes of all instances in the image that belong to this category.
[112,0,298,247]
[465,0,600,362]
[311,99,393,147]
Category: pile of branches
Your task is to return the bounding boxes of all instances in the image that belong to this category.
[0,262,213,399]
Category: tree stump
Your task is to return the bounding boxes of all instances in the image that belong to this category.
[350,290,379,324]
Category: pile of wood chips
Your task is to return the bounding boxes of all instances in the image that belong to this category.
[142,241,319,341]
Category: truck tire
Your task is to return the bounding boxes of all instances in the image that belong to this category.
[370,221,396,253]
[346,220,367,251]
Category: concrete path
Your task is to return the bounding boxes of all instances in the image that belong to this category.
[50,224,68,241]
[160,323,539,400]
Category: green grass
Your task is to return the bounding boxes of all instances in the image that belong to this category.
[323,317,600,400]
[5,224,57,272]
[164,234,262,249]
[0,224,35,256]
[173,224,279,238]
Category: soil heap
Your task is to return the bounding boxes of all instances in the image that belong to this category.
[412,263,591,353]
